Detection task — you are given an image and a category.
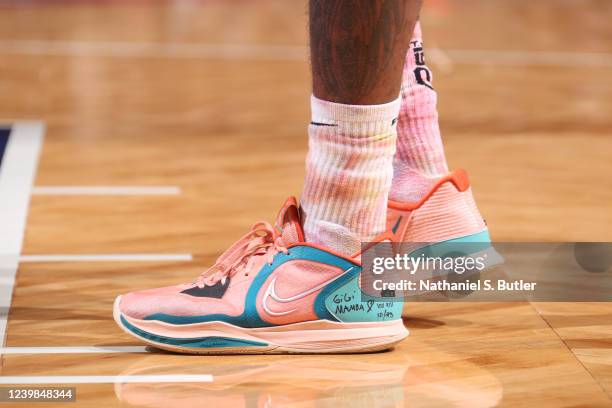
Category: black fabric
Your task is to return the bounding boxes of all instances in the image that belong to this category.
[0,128,11,170]
[181,277,231,298]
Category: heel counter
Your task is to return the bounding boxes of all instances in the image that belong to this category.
[463,186,488,231]
[405,182,487,242]
[388,169,488,242]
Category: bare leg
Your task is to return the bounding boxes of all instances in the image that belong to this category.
[309,0,422,104]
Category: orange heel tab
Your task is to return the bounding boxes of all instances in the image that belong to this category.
[450,168,470,191]
[388,169,471,211]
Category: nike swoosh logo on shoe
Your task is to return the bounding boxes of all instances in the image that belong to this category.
[262,267,354,316]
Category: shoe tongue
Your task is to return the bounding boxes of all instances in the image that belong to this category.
[275,196,305,245]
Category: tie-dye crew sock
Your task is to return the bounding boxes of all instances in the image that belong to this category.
[390,22,449,203]
[301,95,401,256]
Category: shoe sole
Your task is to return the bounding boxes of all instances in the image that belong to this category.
[113,297,409,355]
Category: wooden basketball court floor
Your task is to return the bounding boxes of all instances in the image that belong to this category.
[0,0,611,406]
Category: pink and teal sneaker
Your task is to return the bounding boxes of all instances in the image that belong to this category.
[387,169,492,246]
[114,197,408,354]
[386,169,503,306]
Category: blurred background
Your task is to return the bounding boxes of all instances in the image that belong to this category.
[1,0,611,251]
[0,2,611,407]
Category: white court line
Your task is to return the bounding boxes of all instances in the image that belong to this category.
[0,346,147,354]
[19,254,193,262]
[0,40,611,67]
[32,186,181,196]
[0,277,14,285]
[0,122,44,347]
[0,375,213,384]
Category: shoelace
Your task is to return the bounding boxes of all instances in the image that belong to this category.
[195,221,289,288]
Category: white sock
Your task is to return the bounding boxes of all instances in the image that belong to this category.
[301,95,401,255]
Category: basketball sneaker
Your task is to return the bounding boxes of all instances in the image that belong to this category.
[386,169,503,306]
[386,169,491,245]
[114,197,408,354]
